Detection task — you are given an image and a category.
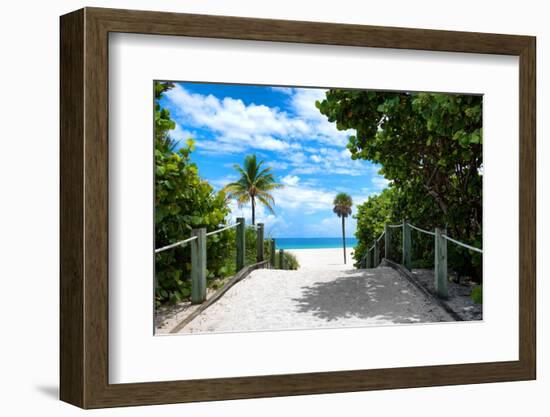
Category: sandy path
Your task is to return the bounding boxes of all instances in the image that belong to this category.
[287,248,355,270]
[178,266,454,334]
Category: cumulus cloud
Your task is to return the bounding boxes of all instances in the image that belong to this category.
[289,88,353,147]
[281,175,300,186]
[165,85,311,154]
[227,200,288,236]
[272,184,335,212]
[169,123,195,144]
[306,215,358,237]
[161,83,386,238]
[225,180,371,237]
[164,84,354,155]
[266,160,289,170]
[287,146,374,177]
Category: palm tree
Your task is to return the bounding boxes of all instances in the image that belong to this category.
[223,154,283,225]
[333,193,353,264]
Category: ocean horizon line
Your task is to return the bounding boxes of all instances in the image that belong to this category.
[271,237,358,250]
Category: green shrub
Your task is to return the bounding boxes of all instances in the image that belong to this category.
[318,90,482,282]
[154,81,232,307]
[274,251,300,270]
[471,285,482,304]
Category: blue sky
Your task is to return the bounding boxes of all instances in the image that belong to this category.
[159,82,389,238]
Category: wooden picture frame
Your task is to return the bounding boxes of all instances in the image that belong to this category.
[60,7,536,409]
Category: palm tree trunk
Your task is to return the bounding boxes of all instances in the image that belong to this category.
[251,197,256,225]
[341,216,346,264]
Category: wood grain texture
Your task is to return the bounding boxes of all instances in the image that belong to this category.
[518,37,537,379]
[60,8,85,408]
[59,7,537,409]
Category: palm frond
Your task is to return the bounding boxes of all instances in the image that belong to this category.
[256,193,275,214]
[225,153,284,219]
[333,192,353,218]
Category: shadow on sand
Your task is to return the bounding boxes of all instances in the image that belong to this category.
[291,269,434,324]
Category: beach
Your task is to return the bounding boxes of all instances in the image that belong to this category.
[160,246,456,334]
[177,266,453,333]
[286,247,355,270]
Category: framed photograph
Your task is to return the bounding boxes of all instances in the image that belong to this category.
[60,7,536,409]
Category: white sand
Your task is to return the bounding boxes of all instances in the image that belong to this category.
[287,247,355,270]
[175,263,454,334]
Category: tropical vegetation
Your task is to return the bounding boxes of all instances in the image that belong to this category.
[332,193,353,264]
[154,82,296,307]
[154,82,235,306]
[274,250,300,270]
[223,154,284,225]
[317,91,483,281]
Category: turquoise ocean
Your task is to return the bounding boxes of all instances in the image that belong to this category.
[275,237,358,250]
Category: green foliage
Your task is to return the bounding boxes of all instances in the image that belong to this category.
[154,81,176,147]
[274,251,300,270]
[154,81,232,306]
[333,193,353,262]
[223,154,283,225]
[244,227,262,268]
[333,193,353,218]
[317,90,482,281]
[471,285,482,304]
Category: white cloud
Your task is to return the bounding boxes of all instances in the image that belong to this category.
[281,175,300,186]
[306,215,357,238]
[165,85,310,154]
[289,88,354,147]
[226,200,287,236]
[208,175,238,190]
[225,180,336,216]
[270,86,294,95]
[169,123,195,143]
[266,160,289,170]
[272,184,334,212]
[288,146,374,177]
[372,175,390,190]
[165,85,355,156]
[195,139,244,154]
[352,175,391,205]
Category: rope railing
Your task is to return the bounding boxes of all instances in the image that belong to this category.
[442,234,483,254]
[409,223,436,237]
[155,218,283,304]
[205,222,239,237]
[155,235,198,254]
[359,219,482,299]
[155,223,239,253]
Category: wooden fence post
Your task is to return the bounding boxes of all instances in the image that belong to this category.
[384,223,390,260]
[360,253,366,269]
[366,249,371,268]
[190,228,207,304]
[279,249,285,270]
[256,223,264,263]
[270,239,276,268]
[236,217,245,272]
[435,227,448,299]
[402,219,412,270]
[373,239,379,267]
